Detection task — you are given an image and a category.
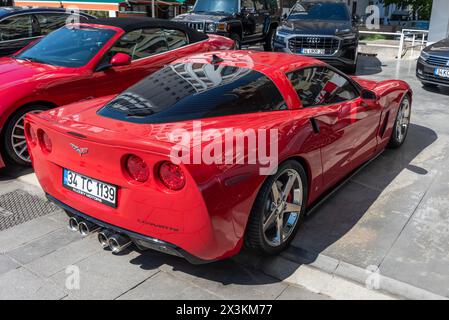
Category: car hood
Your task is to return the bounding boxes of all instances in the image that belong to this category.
[0,57,69,90]
[173,12,230,23]
[279,20,354,36]
[423,38,449,57]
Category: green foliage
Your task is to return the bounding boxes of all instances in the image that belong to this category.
[381,0,433,20]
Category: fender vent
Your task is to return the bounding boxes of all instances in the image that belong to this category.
[380,111,390,138]
[0,190,59,231]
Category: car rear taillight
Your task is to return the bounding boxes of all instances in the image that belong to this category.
[38,129,52,153]
[25,123,37,146]
[125,155,149,182]
[158,161,186,191]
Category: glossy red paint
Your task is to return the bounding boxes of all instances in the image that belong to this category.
[26,51,412,263]
[0,23,234,168]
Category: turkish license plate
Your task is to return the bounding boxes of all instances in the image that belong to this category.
[63,169,117,208]
[434,68,449,78]
[302,48,325,55]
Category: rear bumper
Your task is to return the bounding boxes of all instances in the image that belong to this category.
[47,194,214,264]
[416,58,449,87]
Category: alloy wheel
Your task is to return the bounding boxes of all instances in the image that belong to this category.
[263,169,303,247]
[395,98,411,143]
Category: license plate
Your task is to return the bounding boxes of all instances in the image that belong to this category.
[302,48,325,55]
[434,68,449,78]
[63,169,117,208]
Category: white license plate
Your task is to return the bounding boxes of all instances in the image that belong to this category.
[434,68,449,78]
[302,48,325,55]
[63,169,117,208]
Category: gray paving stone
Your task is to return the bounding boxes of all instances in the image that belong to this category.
[0,215,64,253]
[50,249,162,300]
[0,254,19,276]
[26,235,102,278]
[119,271,221,300]
[7,227,82,264]
[0,267,66,300]
[276,285,330,300]
[159,256,288,300]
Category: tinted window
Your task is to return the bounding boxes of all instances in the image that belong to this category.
[164,29,188,50]
[289,3,350,21]
[0,15,33,41]
[15,26,115,67]
[255,0,266,11]
[287,67,358,107]
[98,63,286,124]
[267,0,278,10]
[193,0,239,14]
[242,0,256,11]
[110,28,168,60]
[37,13,79,35]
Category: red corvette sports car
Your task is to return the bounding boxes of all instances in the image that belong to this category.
[0,17,234,167]
[26,51,412,264]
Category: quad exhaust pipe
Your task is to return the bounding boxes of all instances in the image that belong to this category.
[68,217,99,236]
[98,230,132,253]
[68,217,80,232]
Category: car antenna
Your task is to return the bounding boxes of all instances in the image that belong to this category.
[211,54,224,65]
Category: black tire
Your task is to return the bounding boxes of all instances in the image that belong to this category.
[245,160,308,255]
[388,94,411,149]
[230,33,242,50]
[263,27,276,52]
[2,104,50,167]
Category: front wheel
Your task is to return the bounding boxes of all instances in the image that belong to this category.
[245,160,308,255]
[263,28,276,52]
[2,105,49,166]
[388,95,411,149]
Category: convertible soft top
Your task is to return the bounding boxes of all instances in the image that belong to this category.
[89,17,209,43]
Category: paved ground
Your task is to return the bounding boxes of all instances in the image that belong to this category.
[0,53,448,300]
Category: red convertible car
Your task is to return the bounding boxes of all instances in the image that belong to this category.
[26,51,412,263]
[0,17,234,167]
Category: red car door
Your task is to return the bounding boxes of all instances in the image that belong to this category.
[92,27,202,98]
[287,66,380,190]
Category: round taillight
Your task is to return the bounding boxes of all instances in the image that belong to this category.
[38,130,52,153]
[125,155,149,182]
[158,161,186,191]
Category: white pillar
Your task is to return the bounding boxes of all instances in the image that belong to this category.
[428,0,449,43]
[152,0,156,18]
[108,10,117,18]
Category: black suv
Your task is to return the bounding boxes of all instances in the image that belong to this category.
[172,0,281,51]
[0,7,95,56]
[416,37,449,88]
[274,1,359,73]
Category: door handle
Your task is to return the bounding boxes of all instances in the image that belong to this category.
[310,118,320,134]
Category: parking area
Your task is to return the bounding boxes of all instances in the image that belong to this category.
[0,54,448,300]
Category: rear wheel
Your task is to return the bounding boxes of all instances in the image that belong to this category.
[245,160,307,255]
[388,95,411,148]
[2,105,49,167]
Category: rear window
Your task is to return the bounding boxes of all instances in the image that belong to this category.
[98,63,287,124]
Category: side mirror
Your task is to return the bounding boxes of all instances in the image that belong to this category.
[110,53,131,67]
[361,89,378,107]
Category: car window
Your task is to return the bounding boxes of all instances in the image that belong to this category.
[242,0,256,12]
[98,63,287,124]
[255,0,266,11]
[287,67,359,107]
[266,0,278,10]
[164,29,188,50]
[0,14,33,41]
[37,13,72,36]
[110,28,168,60]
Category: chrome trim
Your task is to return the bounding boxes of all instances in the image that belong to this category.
[284,34,342,57]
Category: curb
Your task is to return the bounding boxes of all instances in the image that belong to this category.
[237,245,447,300]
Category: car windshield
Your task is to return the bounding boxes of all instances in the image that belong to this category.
[193,0,239,14]
[15,26,116,68]
[288,2,350,21]
[98,62,286,124]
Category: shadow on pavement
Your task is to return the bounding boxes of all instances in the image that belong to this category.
[354,55,384,76]
[0,166,33,181]
[421,84,449,96]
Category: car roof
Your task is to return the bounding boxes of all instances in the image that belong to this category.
[173,50,326,75]
[89,17,208,43]
[0,6,94,18]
